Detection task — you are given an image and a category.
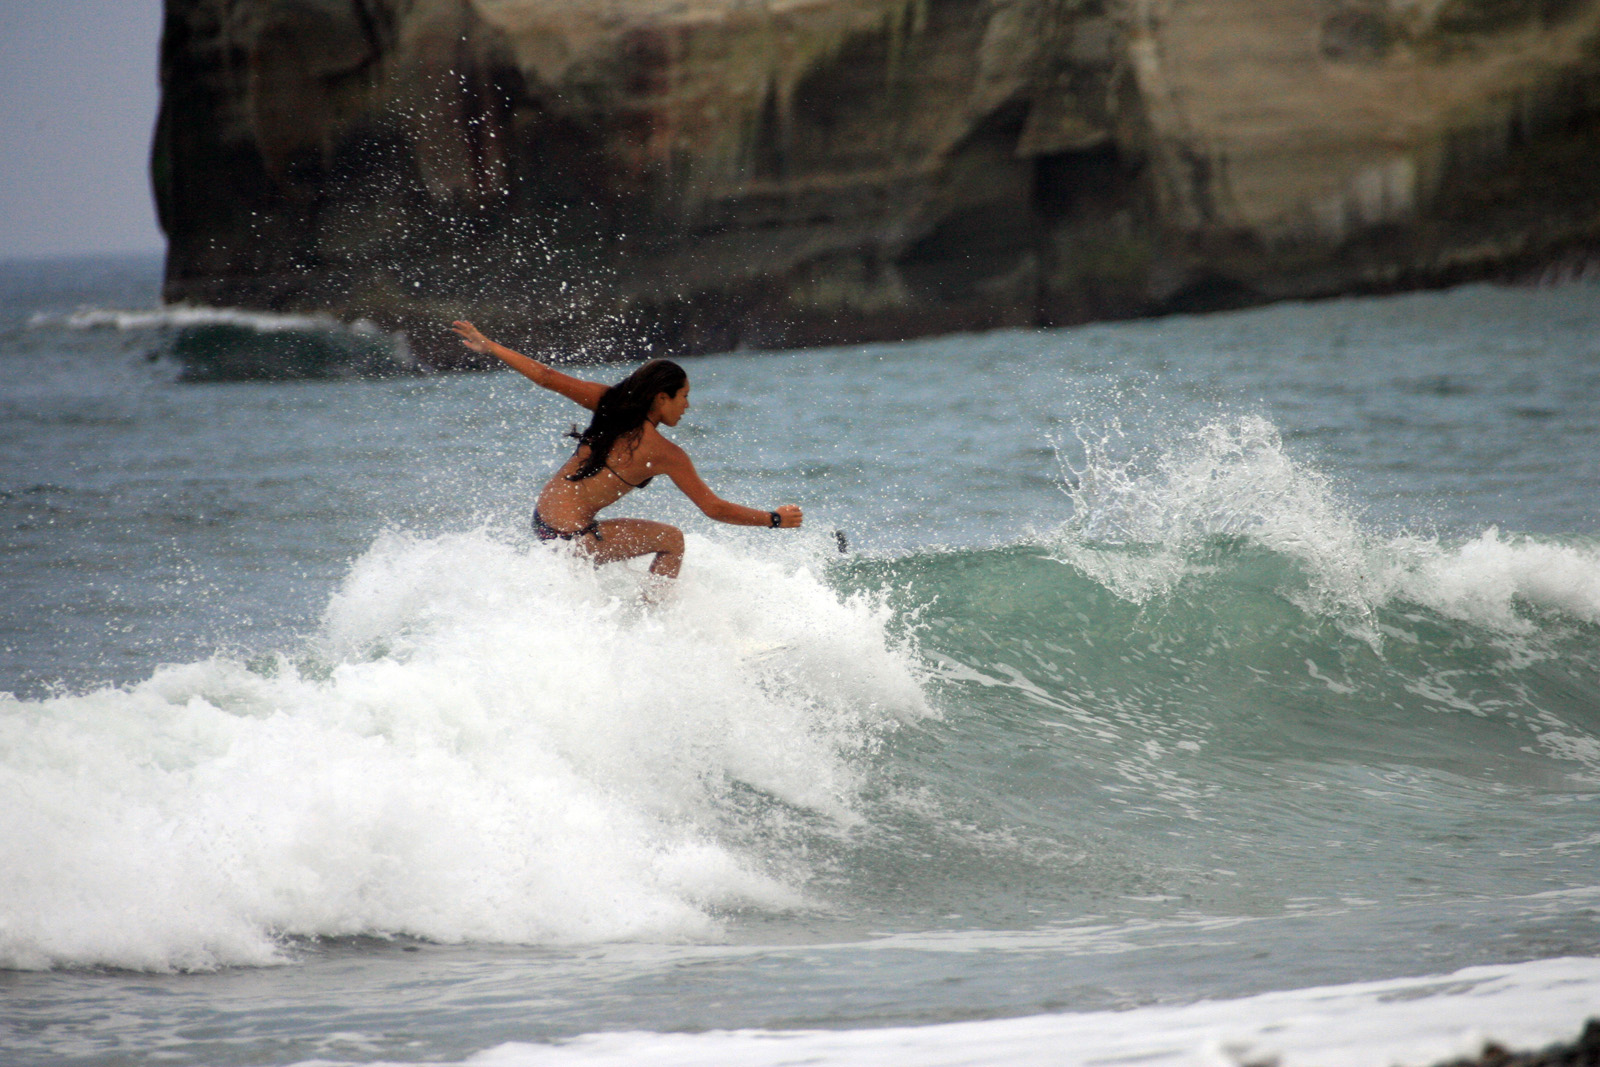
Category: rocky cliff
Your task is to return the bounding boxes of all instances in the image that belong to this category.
[154,0,1600,366]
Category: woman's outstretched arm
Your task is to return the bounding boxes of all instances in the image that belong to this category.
[451,320,607,411]
[656,439,803,528]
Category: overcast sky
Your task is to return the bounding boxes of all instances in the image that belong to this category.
[0,1,165,259]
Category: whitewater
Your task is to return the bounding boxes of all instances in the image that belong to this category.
[2,256,1598,1065]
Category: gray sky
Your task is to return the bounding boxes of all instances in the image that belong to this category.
[0,1,164,259]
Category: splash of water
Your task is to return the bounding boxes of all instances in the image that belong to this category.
[0,530,930,971]
[1053,414,1600,639]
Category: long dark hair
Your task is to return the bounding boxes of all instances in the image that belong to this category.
[566,358,688,481]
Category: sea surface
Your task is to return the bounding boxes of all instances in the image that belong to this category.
[2,254,1599,1066]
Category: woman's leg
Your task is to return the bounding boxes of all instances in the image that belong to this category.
[582,518,685,577]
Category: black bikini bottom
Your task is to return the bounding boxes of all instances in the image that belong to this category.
[532,510,602,542]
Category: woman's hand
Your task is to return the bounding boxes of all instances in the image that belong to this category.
[774,504,803,529]
[451,320,491,354]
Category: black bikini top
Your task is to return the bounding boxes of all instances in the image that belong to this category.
[606,463,653,489]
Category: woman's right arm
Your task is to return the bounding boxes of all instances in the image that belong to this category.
[451,321,606,411]
[656,439,803,528]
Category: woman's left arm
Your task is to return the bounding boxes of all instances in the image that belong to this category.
[451,320,607,410]
[658,440,802,528]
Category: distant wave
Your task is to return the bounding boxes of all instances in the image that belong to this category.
[27,303,418,379]
[28,304,354,334]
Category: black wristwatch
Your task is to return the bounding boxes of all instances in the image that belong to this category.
[769,511,782,528]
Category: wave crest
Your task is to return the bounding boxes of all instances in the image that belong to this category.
[1053,415,1600,637]
[0,530,929,971]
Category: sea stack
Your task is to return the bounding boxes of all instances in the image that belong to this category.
[153,0,1600,366]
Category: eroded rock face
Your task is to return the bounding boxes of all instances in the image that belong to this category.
[154,0,1600,365]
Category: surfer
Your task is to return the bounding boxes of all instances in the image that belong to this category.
[451,321,802,578]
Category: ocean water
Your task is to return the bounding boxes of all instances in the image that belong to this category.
[2,254,1598,1066]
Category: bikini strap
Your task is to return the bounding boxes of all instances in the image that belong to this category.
[606,463,652,489]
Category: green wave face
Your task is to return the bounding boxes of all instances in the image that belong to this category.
[820,535,1600,941]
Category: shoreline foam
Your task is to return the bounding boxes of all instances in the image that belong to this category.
[394,957,1600,1067]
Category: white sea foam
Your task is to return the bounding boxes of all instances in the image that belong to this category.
[1396,527,1600,631]
[0,529,928,972]
[369,955,1600,1067]
[1053,415,1600,636]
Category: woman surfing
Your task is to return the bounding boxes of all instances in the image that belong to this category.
[451,322,802,579]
